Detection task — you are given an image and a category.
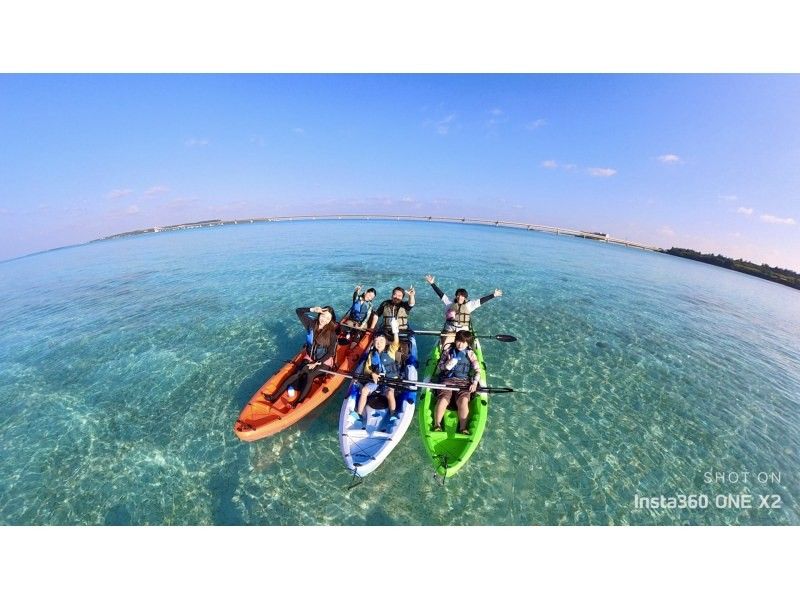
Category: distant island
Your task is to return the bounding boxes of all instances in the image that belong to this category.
[662,247,800,291]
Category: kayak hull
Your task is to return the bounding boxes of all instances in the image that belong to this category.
[417,337,489,478]
[234,329,372,442]
[339,336,418,477]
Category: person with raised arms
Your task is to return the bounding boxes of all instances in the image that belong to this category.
[340,284,376,344]
[424,274,502,345]
[368,284,416,358]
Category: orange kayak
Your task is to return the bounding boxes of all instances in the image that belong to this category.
[234,329,373,441]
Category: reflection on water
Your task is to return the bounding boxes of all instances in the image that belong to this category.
[0,221,798,524]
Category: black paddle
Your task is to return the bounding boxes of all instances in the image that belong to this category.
[338,323,517,343]
[411,330,517,342]
[318,368,515,394]
[337,322,373,332]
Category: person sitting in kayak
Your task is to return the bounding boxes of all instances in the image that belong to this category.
[264,306,338,405]
[348,319,402,428]
[424,274,502,344]
[368,285,416,358]
[340,284,376,343]
[432,330,481,435]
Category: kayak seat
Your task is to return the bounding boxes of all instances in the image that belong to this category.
[444,393,476,411]
[366,393,389,410]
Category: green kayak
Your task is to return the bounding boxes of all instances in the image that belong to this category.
[418,336,489,478]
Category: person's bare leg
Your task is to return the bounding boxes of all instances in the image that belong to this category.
[434,390,451,430]
[357,386,370,416]
[457,392,470,433]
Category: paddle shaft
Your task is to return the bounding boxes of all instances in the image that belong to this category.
[411,330,517,342]
[339,322,516,342]
[318,368,514,394]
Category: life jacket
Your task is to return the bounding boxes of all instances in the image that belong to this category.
[368,348,400,379]
[305,327,330,362]
[348,297,372,324]
[443,346,473,380]
[451,301,471,328]
[380,302,409,331]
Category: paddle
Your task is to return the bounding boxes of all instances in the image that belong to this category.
[338,322,412,337]
[411,330,518,342]
[318,368,515,394]
[337,321,373,332]
[338,323,517,343]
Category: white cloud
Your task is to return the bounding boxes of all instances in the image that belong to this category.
[719,194,739,203]
[292,127,305,135]
[658,154,682,164]
[487,108,508,127]
[185,138,210,147]
[250,135,266,147]
[587,167,617,177]
[760,213,796,225]
[435,114,457,135]
[736,207,754,216]
[107,188,133,199]
[144,185,169,197]
[525,119,547,130]
[126,205,140,215]
[542,160,578,171]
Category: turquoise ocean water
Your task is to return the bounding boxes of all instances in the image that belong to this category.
[1,220,798,525]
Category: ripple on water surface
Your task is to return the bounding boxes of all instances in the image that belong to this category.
[0,221,798,524]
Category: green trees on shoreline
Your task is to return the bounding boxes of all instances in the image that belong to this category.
[663,248,800,291]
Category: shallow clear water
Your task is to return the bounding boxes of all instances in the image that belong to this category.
[1,220,798,525]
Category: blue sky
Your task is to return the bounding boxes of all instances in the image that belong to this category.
[1,74,799,269]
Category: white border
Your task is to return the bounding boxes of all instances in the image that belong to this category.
[2,527,797,595]
[1,1,798,72]
[1,1,797,594]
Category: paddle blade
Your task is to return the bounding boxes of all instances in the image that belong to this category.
[494,334,517,342]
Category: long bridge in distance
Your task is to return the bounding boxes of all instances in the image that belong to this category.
[97,214,662,252]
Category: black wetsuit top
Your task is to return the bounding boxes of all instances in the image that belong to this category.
[296,307,337,363]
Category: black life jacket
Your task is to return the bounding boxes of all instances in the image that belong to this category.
[306,327,331,361]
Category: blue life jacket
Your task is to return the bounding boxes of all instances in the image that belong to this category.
[369,348,400,379]
[443,346,472,380]
[349,298,372,324]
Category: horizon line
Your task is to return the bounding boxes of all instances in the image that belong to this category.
[4,214,663,265]
[5,212,766,268]
[95,213,661,251]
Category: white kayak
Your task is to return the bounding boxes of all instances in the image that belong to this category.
[338,335,418,477]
